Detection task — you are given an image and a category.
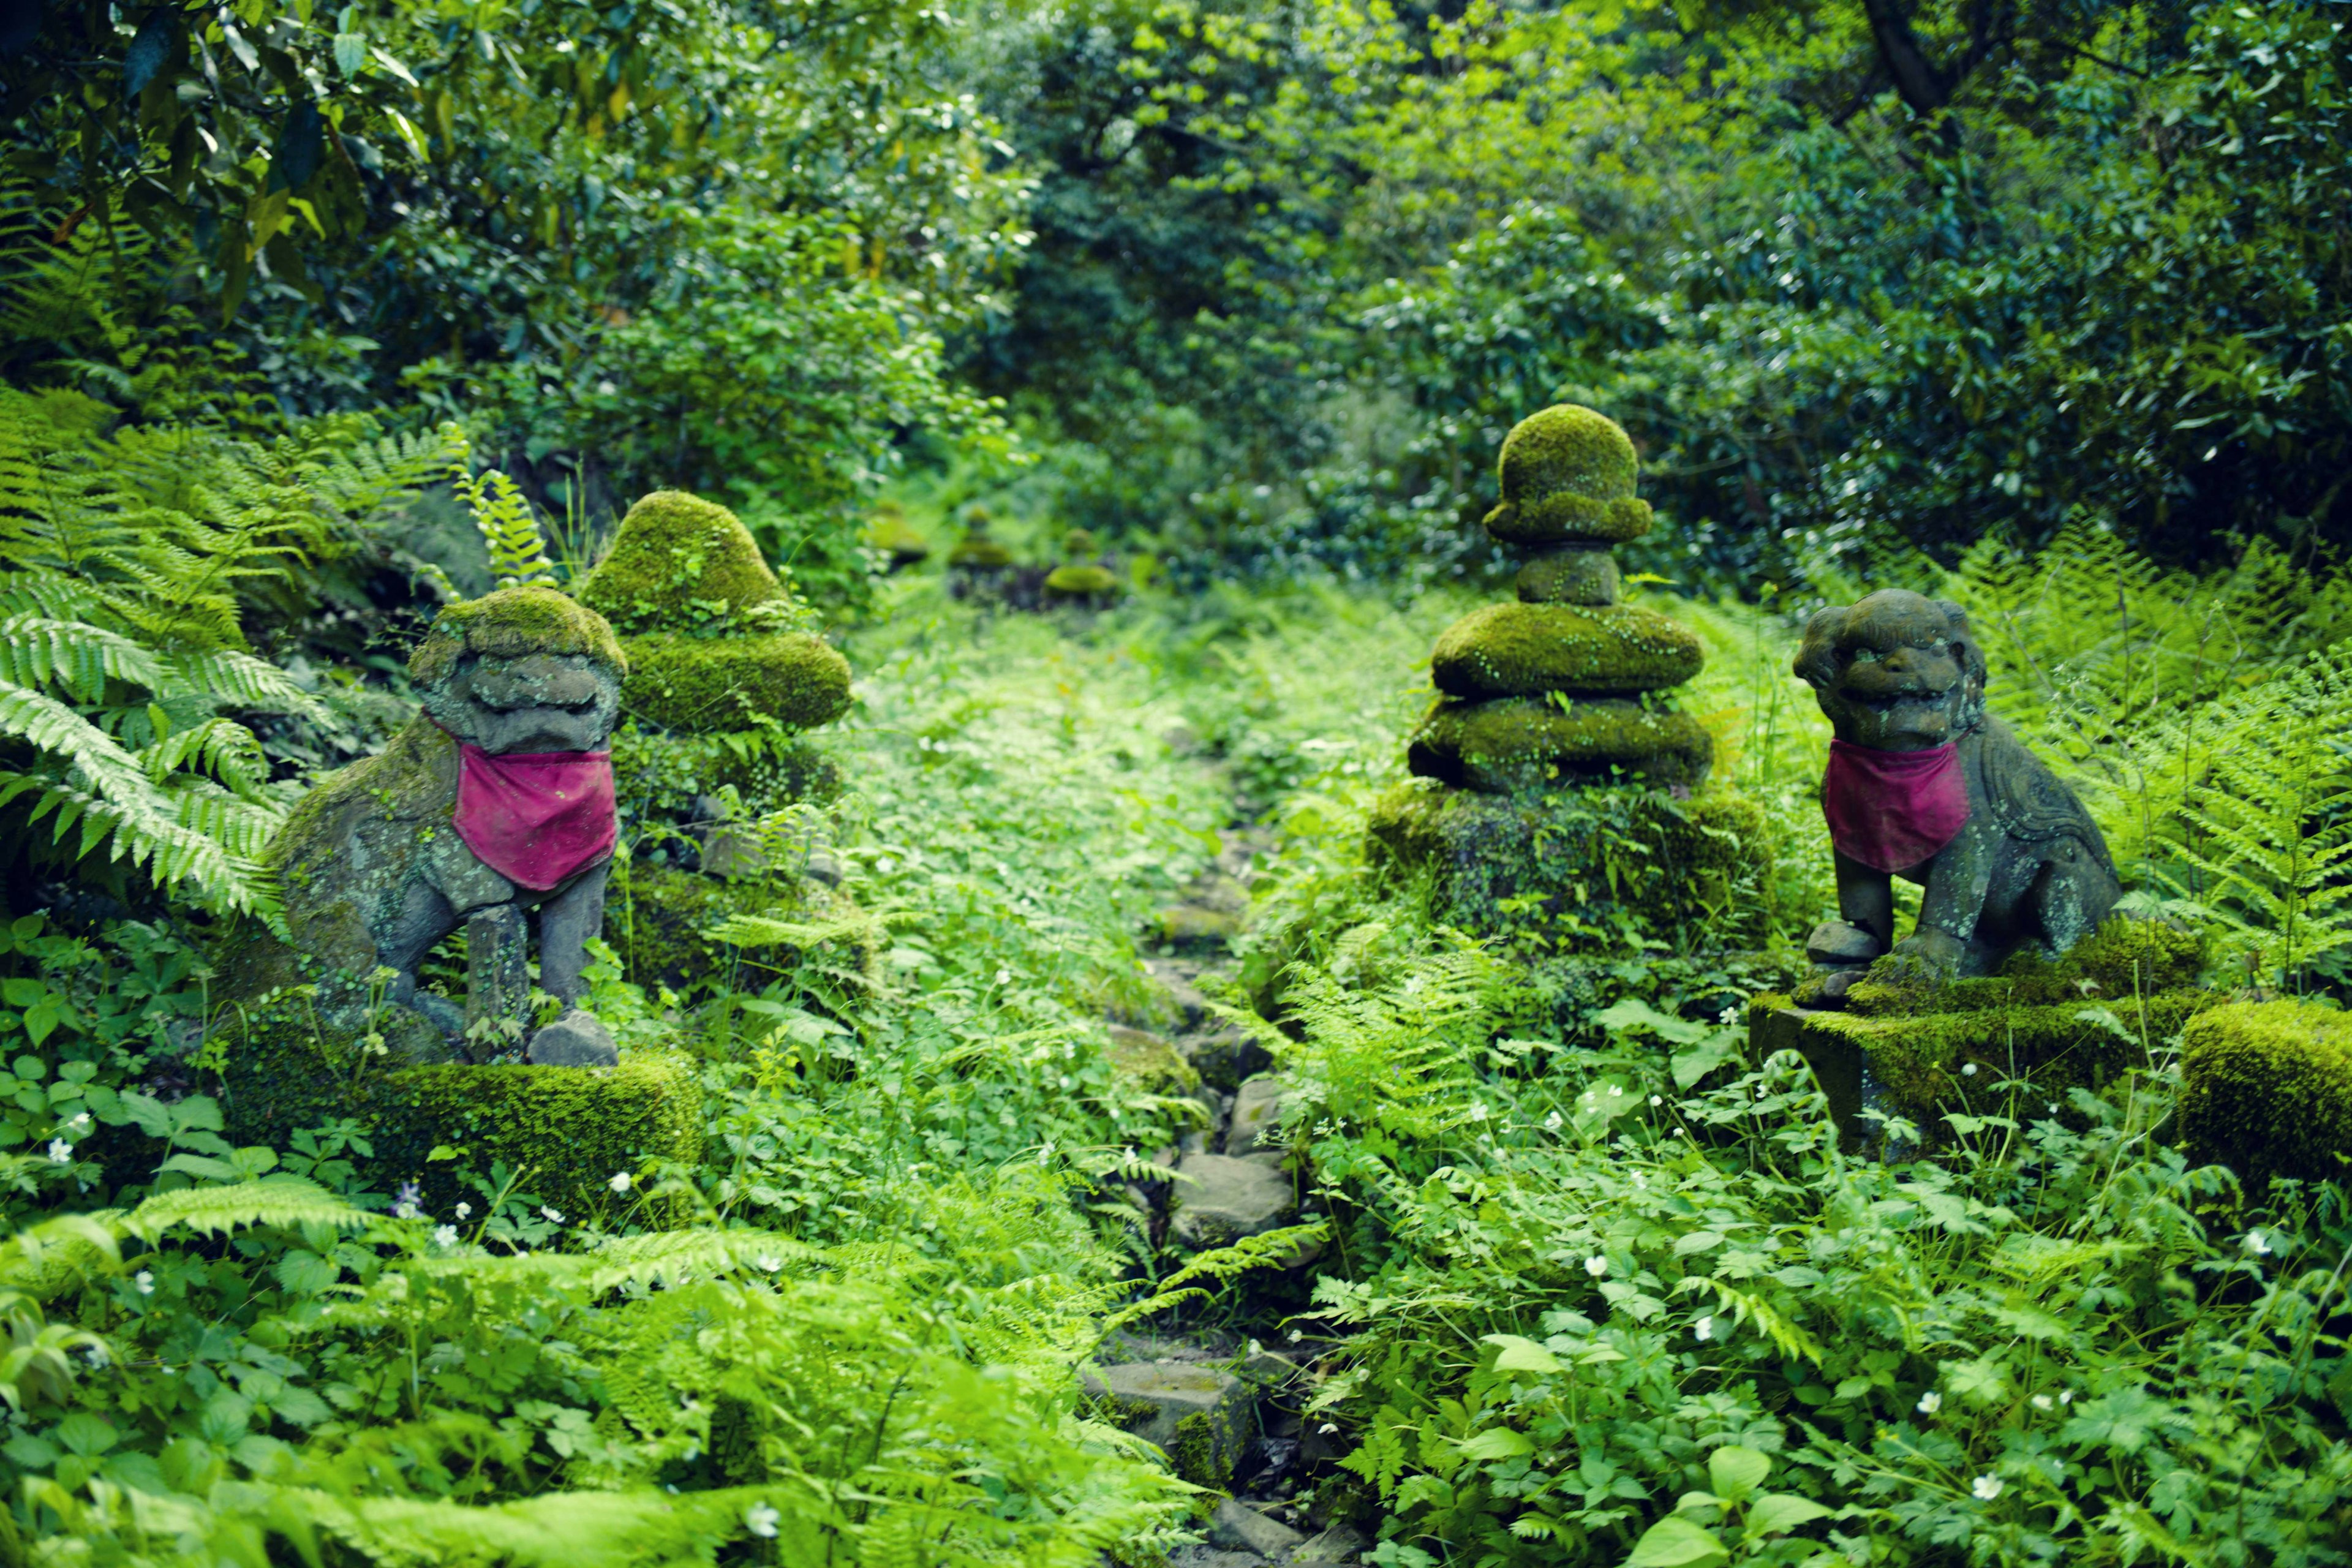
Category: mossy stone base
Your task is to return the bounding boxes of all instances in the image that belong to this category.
[1749,919,2212,1145]
[1408,696,1713,793]
[1367,782,1765,944]
[1043,564,1120,599]
[1516,549,1619,606]
[621,632,853,733]
[579,491,789,632]
[1430,602,1703,699]
[220,1011,702,1219]
[2180,1000,2352,1190]
[948,537,1013,570]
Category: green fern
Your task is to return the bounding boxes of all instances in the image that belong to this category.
[451,456,560,589]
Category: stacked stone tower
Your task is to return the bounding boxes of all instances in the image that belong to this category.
[1371,405,1756,940]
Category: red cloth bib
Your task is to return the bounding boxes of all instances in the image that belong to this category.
[451,744,617,892]
[1820,739,1970,873]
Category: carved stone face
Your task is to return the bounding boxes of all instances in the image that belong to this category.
[420,652,623,755]
[1794,590,1986,752]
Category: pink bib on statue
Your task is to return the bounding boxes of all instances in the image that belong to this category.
[1820,739,1970,873]
[451,744,617,892]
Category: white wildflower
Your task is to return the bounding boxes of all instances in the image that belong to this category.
[455,1202,473,1219]
[66,1112,89,1131]
[1972,1474,2002,1501]
[540,1205,564,1224]
[433,1224,459,1250]
[1542,1110,1563,1132]
[46,1140,71,1164]
[1916,1391,1942,1415]
[1718,1005,1739,1025]
[1468,1102,1489,1122]
[2032,1394,2053,1411]
[744,1502,782,1539]
[2059,1389,2073,1405]
[1649,1095,1664,1107]
[1583,1255,1608,1279]
[1961,1063,1978,1077]
[1607,1085,1622,1098]
[2243,1229,2274,1256]
[134,1270,155,1296]
[756,1254,782,1272]
[608,1172,632,1193]
[1693,1316,1714,1342]
[995,969,1010,985]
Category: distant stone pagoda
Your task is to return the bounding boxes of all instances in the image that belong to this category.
[1370,405,1758,943]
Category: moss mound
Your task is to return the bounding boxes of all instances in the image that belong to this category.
[221,1009,702,1220]
[1430,601,1704,698]
[1368,782,1766,943]
[948,535,1013,569]
[1482,405,1654,546]
[2181,999,2352,1189]
[1043,564,1120,598]
[1516,548,1619,606]
[622,632,853,734]
[408,586,626,687]
[579,491,788,631]
[1408,696,1713,793]
[1106,1025,1200,1096]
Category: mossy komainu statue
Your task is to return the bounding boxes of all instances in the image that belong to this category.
[255,586,630,1068]
[1793,590,2121,990]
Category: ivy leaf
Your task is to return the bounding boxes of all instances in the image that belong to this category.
[1624,1513,1730,1567]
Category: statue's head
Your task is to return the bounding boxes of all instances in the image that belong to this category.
[409,587,627,755]
[1794,590,1986,750]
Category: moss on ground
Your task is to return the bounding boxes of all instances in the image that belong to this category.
[1430,601,1703,698]
[622,631,853,734]
[1408,696,1713,793]
[2180,998,2352,1190]
[1482,404,1653,546]
[579,491,788,631]
[408,586,626,687]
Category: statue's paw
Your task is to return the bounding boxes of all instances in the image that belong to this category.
[1806,919,1887,968]
[1869,930,1966,989]
[527,1008,619,1069]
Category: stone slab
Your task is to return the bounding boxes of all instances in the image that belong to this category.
[1208,1500,1306,1558]
[1224,1076,1290,1155]
[1169,1153,1297,1250]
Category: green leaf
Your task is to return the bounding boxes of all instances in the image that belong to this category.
[1457,1427,1534,1461]
[1483,1334,1562,1376]
[1624,1513,1730,1567]
[1747,1493,1834,1535]
[1673,1231,1726,1256]
[1707,1445,1771,1501]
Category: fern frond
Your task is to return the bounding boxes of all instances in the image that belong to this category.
[0,613,162,697]
[452,459,559,589]
[163,647,329,720]
[119,1177,367,1241]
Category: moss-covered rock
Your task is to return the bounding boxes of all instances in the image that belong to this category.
[1408,696,1713,793]
[609,860,876,996]
[1482,405,1654,546]
[1516,548,1619,606]
[1369,782,1765,943]
[2180,999,2352,1189]
[1430,601,1703,698]
[1043,564,1120,599]
[1064,529,1100,557]
[219,1008,702,1219]
[864,504,929,569]
[408,586,626,687]
[948,534,1013,570]
[578,491,789,632]
[621,631,853,734]
[1107,1025,1200,1096]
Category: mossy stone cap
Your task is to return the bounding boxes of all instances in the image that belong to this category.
[1408,695,1712,792]
[578,490,788,630]
[409,586,626,687]
[1430,601,1703,698]
[1483,404,1654,546]
[622,630,854,733]
[1043,564,1120,597]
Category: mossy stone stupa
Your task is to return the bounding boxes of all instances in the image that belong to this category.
[1043,528,1120,604]
[1370,405,1758,939]
[1409,405,1710,791]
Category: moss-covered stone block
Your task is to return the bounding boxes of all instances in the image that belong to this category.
[1368,781,1765,944]
[1430,601,1703,698]
[579,491,790,631]
[1482,404,1653,546]
[1043,564,1120,598]
[621,632,853,734]
[2181,999,2352,1190]
[220,1009,702,1219]
[1408,696,1713,793]
[408,586,627,687]
[1107,1026,1200,1096]
[1516,548,1619,606]
[1752,920,2215,1144]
